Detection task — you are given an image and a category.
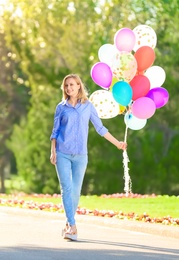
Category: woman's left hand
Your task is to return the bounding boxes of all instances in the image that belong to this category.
[117,141,127,150]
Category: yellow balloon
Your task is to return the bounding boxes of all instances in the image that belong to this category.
[109,77,118,91]
[119,105,126,114]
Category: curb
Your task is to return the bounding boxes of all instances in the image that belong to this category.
[77,214,179,239]
[1,206,179,239]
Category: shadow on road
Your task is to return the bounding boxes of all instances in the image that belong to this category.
[80,238,179,255]
[0,242,179,260]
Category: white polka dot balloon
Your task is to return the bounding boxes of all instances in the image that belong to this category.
[133,25,157,52]
[89,90,119,119]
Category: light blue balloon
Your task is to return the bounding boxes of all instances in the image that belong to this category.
[112,81,133,106]
[124,113,147,130]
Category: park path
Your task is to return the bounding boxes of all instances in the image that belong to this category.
[0,207,179,260]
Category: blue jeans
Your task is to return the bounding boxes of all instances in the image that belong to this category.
[55,152,88,226]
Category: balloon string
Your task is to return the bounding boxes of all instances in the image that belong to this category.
[124,122,128,143]
[122,121,132,196]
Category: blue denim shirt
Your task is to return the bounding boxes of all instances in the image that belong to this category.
[50,99,108,154]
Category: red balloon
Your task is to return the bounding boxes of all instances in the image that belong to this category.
[130,75,150,101]
[134,46,155,72]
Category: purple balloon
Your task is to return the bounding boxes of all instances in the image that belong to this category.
[91,62,112,89]
[146,87,169,108]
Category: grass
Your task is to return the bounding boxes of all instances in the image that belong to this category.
[80,195,179,218]
[0,193,178,219]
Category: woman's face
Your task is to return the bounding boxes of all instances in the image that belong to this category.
[64,77,80,98]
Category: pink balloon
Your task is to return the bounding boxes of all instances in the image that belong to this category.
[114,28,136,52]
[131,97,156,119]
[91,62,112,89]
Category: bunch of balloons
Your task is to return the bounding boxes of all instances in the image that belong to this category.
[90,24,169,130]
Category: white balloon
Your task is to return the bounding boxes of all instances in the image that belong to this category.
[144,66,166,89]
[124,113,147,130]
[133,25,157,52]
[98,44,118,67]
[89,90,119,119]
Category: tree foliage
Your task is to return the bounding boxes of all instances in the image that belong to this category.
[1,0,179,195]
[0,30,30,192]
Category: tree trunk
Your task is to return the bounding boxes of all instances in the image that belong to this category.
[0,163,6,193]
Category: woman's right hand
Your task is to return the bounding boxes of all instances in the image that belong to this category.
[50,151,56,165]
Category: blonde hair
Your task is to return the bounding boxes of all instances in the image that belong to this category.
[61,74,88,103]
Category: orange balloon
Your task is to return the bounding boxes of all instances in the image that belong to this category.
[135,71,144,76]
[134,46,155,72]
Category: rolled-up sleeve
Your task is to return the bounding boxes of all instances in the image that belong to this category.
[50,105,61,140]
[90,103,108,136]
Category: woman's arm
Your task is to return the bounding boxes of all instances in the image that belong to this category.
[103,132,127,150]
[50,138,57,165]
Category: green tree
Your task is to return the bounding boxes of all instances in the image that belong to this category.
[1,0,179,195]
[0,30,29,192]
[3,0,104,193]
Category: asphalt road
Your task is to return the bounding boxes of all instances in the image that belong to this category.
[0,207,179,260]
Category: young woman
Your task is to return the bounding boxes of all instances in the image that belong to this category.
[50,74,127,241]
